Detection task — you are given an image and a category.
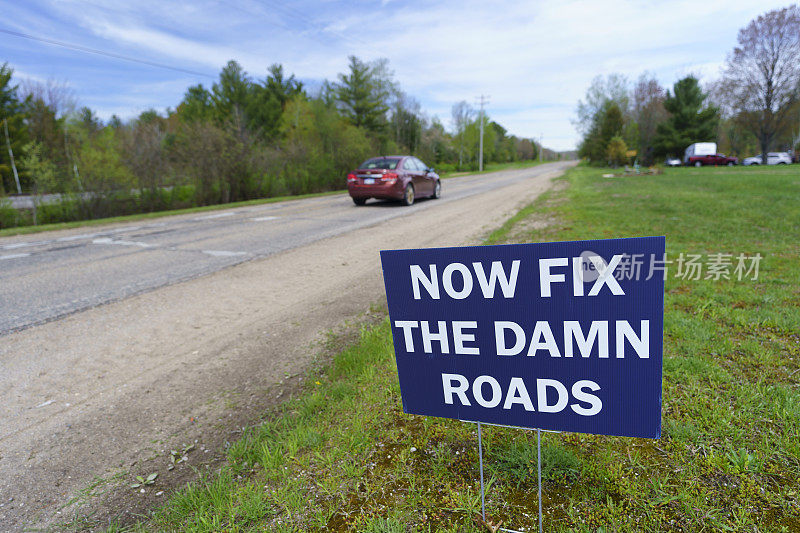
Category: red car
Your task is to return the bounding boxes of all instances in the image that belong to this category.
[686,153,738,167]
[347,156,441,206]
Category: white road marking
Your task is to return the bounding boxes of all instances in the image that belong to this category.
[2,240,51,250]
[251,216,279,222]
[0,253,30,260]
[36,399,54,408]
[202,250,247,257]
[195,212,234,221]
[92,238,152,248]
[57,233,98,242]
[107,226,142,234]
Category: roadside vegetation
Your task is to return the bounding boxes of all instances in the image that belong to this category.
[0,159,543,239]
[106,163,799,532]
[575,5,800,168]
[0,58,550,230]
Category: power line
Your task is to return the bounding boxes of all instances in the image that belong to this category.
[218,0,384,59]
[258,0,377,53]
[0,27,215,79]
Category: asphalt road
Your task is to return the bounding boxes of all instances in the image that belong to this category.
[1,165,562,335]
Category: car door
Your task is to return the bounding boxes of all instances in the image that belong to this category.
[402,157,422,192]
[413,158,434,195]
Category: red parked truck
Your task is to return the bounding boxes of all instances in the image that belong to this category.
[683,142,737,166]
[686,153,738,166]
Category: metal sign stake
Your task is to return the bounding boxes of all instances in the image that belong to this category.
[477,421,486,521]
[537,428,543,533]
[475,422,542,533]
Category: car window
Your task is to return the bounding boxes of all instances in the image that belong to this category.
[414,158,428,170]
[360,157,400,170]
[404,158,420,171]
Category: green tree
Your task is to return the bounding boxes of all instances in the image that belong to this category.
[19,141,59,224]
[70,119,134,218]
[211,61,252,125]
[574,73,630,136]
[606,136,628,167]
[279,96,371,194]
[335,56,394,135]
[178,84,214,122]
[579,102,624,164]
[390,93,422,153]
[171,120,248,205]
[246,64,304,141]
[653,76,719,158]
[417,117,450,165]
[0,63,28,194]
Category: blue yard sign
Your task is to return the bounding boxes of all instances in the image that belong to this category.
[380,237,665,438]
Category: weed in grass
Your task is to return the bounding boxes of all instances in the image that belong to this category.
[358,515,406,533]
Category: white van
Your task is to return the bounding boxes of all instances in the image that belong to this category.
[683,142,717,163]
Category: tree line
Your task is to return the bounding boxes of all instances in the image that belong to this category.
[576,5,800,167]
[0,56,540,228]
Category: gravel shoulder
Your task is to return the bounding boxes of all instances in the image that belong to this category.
[0,162,573,530]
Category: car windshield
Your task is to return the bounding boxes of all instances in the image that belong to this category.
[360,157,400,170]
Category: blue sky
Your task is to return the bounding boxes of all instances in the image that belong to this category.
[0,0,791,150]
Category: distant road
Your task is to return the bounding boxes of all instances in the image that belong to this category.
[0,163,572,335]
[5,193,64,209]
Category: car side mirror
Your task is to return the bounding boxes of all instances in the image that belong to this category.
[427,167,434,173]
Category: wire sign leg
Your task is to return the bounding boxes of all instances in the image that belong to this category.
[477,421,486,521]
[537,428,543,533]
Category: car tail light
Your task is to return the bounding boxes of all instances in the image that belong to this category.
[381,172,398,184]
[347,173,358,183]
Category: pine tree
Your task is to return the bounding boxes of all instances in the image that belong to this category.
[247,64,303,141]
[653,76,719,158]
[335,56,391,134]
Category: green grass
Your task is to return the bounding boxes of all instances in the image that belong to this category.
[0,160,546,239]
[110,164,799,532]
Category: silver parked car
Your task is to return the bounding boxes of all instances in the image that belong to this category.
[742,152,792,165]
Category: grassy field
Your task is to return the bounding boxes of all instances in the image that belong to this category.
[114,164,799,532]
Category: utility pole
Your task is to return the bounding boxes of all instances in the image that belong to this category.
[539,133,543,162]
[475,95,489,171]
[3,118,22,194]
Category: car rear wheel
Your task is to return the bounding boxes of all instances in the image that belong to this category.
[432,180,441,199]
[402,184,415,206]
[694,161,702,167]
[353,197,367,206]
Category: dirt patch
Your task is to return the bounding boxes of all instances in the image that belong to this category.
[81,305,388,530]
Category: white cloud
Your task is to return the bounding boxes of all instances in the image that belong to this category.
[10,0,792,149]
